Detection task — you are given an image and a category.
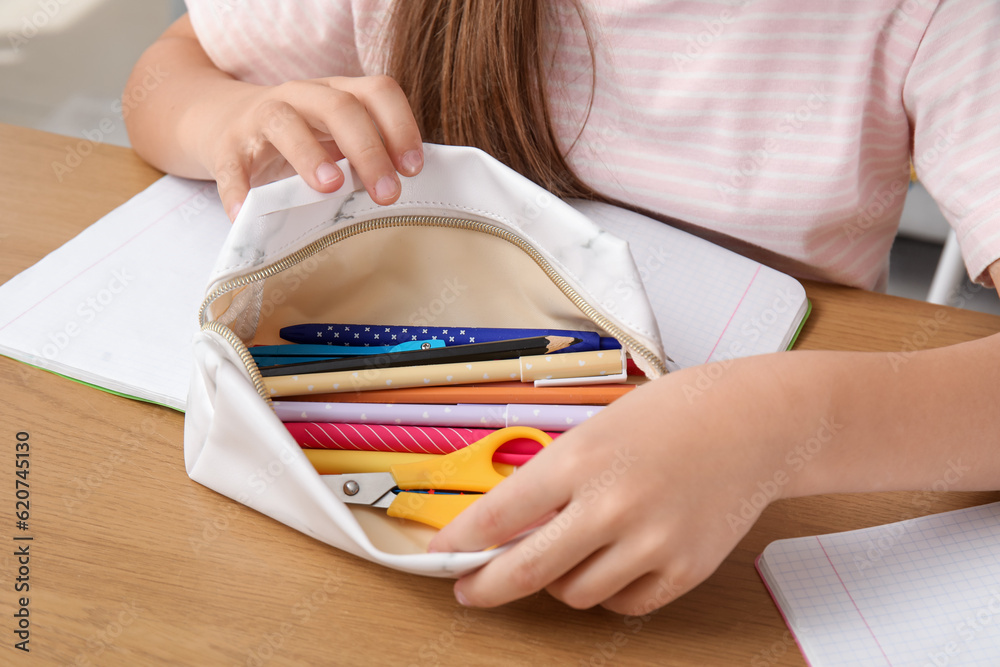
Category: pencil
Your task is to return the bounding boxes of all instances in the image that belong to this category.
[262,348,624,397]
[258,335,579,376]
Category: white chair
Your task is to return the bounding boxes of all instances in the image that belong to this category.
[897,181,967,305]
[926,230,965,305]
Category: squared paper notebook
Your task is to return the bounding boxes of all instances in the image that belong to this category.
[0,174,809,410]
[571,200,809,369]
[757,502,1000,666]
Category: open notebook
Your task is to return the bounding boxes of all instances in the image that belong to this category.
[757,502,1000,666]
[0,175,809,411]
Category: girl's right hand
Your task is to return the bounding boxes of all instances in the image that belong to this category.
[199,75,424,220]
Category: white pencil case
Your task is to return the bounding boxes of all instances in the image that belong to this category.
[183,144,670,576]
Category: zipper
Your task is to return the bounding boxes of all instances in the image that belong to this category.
[201,320,272,404]
[200,215,668,403]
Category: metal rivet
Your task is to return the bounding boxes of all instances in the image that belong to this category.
[421,342,431,350]
[343,480,360,496]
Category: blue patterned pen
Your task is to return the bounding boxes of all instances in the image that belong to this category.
[278,323,621,354]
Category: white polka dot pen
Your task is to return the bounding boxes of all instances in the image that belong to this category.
[263,348,625,398]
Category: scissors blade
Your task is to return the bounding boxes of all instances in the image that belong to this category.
[321,472,396,507]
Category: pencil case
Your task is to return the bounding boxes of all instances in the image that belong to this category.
[184,143,670,577]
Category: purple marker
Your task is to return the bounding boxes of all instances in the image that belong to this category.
[272,402,603,432]
[504,404,602,431]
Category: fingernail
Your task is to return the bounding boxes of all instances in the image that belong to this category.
[400,149,423,176]
[228,201,242,221]
[315,162,339,186]
[455,588,471,606]
[374,175,399,201]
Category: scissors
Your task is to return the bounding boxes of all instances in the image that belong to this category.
[321,426,553,529]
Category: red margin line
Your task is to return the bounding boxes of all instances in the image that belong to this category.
[704,264,761,363]
[816,536,894,666]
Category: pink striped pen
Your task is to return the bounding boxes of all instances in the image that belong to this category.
[285,422,558,466]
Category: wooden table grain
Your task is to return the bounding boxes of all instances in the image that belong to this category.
[2,123,999,666]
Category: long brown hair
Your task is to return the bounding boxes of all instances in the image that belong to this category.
[386,0,607,201]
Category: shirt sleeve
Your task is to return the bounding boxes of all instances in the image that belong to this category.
[184,0,366,86]
[904,0,1000,287]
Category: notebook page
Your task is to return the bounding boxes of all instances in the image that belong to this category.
[570,201,808,368]
[758,502,1000,666]
[0,176,229,410]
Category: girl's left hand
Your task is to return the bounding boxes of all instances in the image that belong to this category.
[428,355,814,614]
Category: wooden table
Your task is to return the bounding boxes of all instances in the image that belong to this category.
[2,123,999,666]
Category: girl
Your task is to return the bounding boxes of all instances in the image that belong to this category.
[125,1,1000,615]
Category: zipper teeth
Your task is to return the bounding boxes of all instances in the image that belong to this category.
[199,215,667,382]
[202,320,272,406]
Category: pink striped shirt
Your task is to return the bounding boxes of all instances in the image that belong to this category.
[187,0,1000,290]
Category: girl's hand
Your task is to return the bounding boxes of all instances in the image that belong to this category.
[198,75,424,220]
[429,356,813,614]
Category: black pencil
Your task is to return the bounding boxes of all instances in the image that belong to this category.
[257,335,580,376]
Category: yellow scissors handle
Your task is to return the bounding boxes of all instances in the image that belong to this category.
[389,426,552,492]
[385,426,553,528]
[386,493,481,530]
